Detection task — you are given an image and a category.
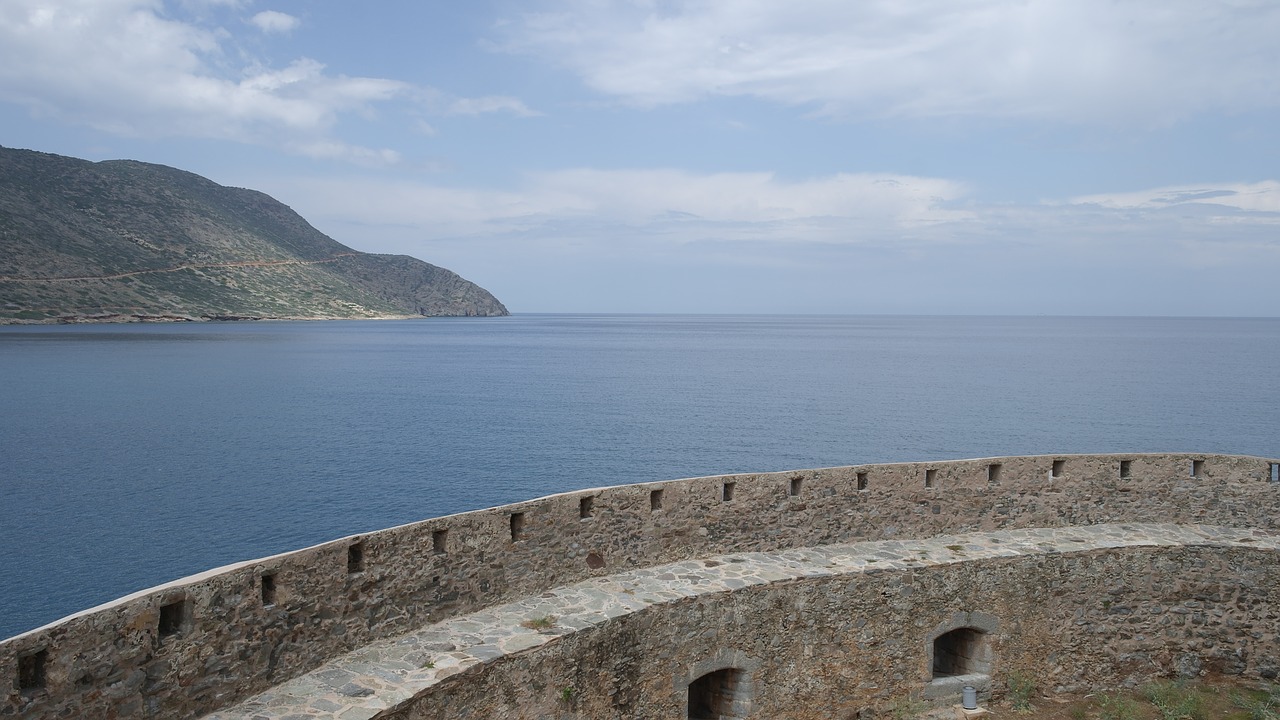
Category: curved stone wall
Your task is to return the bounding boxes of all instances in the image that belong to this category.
[3,453,1278,719]
[363,530,1280,720]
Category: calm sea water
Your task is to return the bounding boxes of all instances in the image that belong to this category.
[2,314,1278,639]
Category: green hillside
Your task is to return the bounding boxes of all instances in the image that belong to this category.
[0,147,508,323]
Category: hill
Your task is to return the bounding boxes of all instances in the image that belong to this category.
[0,146,508,323]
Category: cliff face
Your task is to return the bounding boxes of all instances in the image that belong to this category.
[0,147,508,322]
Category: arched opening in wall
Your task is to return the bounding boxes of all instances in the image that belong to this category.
[923,612,998,703]
[688,667,748,719]
[932,628,991,679]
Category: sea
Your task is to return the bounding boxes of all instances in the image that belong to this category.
[1,314,1278,640]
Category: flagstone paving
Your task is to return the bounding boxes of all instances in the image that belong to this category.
[202,523,1280,720]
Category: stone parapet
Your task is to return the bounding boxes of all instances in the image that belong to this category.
[2,453,1278,719]
[204,523,1280,720]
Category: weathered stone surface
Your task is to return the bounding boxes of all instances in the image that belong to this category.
[1,453,1278,719]
[207,524,1280,720]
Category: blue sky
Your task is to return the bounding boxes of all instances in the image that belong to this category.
[2,0,1279,314]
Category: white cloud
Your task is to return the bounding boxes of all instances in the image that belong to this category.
[447,95,540,117]
[240,168,1280,313]
[0,0,403,156]
[284,169,971,245]
[0,1,533,162]
[287,140,402,167]
[249,10,299,34]
[0,1,542,159]
[282,169,1280,241]
[182,0,246,7]
[268,170,1280,284]
[266,169,1280,313]
[502,0,1280,124]
[178,0,247,9]
[1071,181,1280,213]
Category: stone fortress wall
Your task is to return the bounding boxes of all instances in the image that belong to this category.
[3,453,1280,719]
[366,533,1280,720]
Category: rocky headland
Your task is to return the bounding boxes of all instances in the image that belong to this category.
[0,146,508,323]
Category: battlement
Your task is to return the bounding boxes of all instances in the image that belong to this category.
[3,453,1279,719]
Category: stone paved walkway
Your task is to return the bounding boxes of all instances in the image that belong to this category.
[202,523,1279,720]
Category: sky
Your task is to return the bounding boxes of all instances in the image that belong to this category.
[2,0,1279,315]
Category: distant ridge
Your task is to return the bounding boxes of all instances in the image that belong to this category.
[0,146,508,323]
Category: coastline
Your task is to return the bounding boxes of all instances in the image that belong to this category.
[0,311,504,325]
